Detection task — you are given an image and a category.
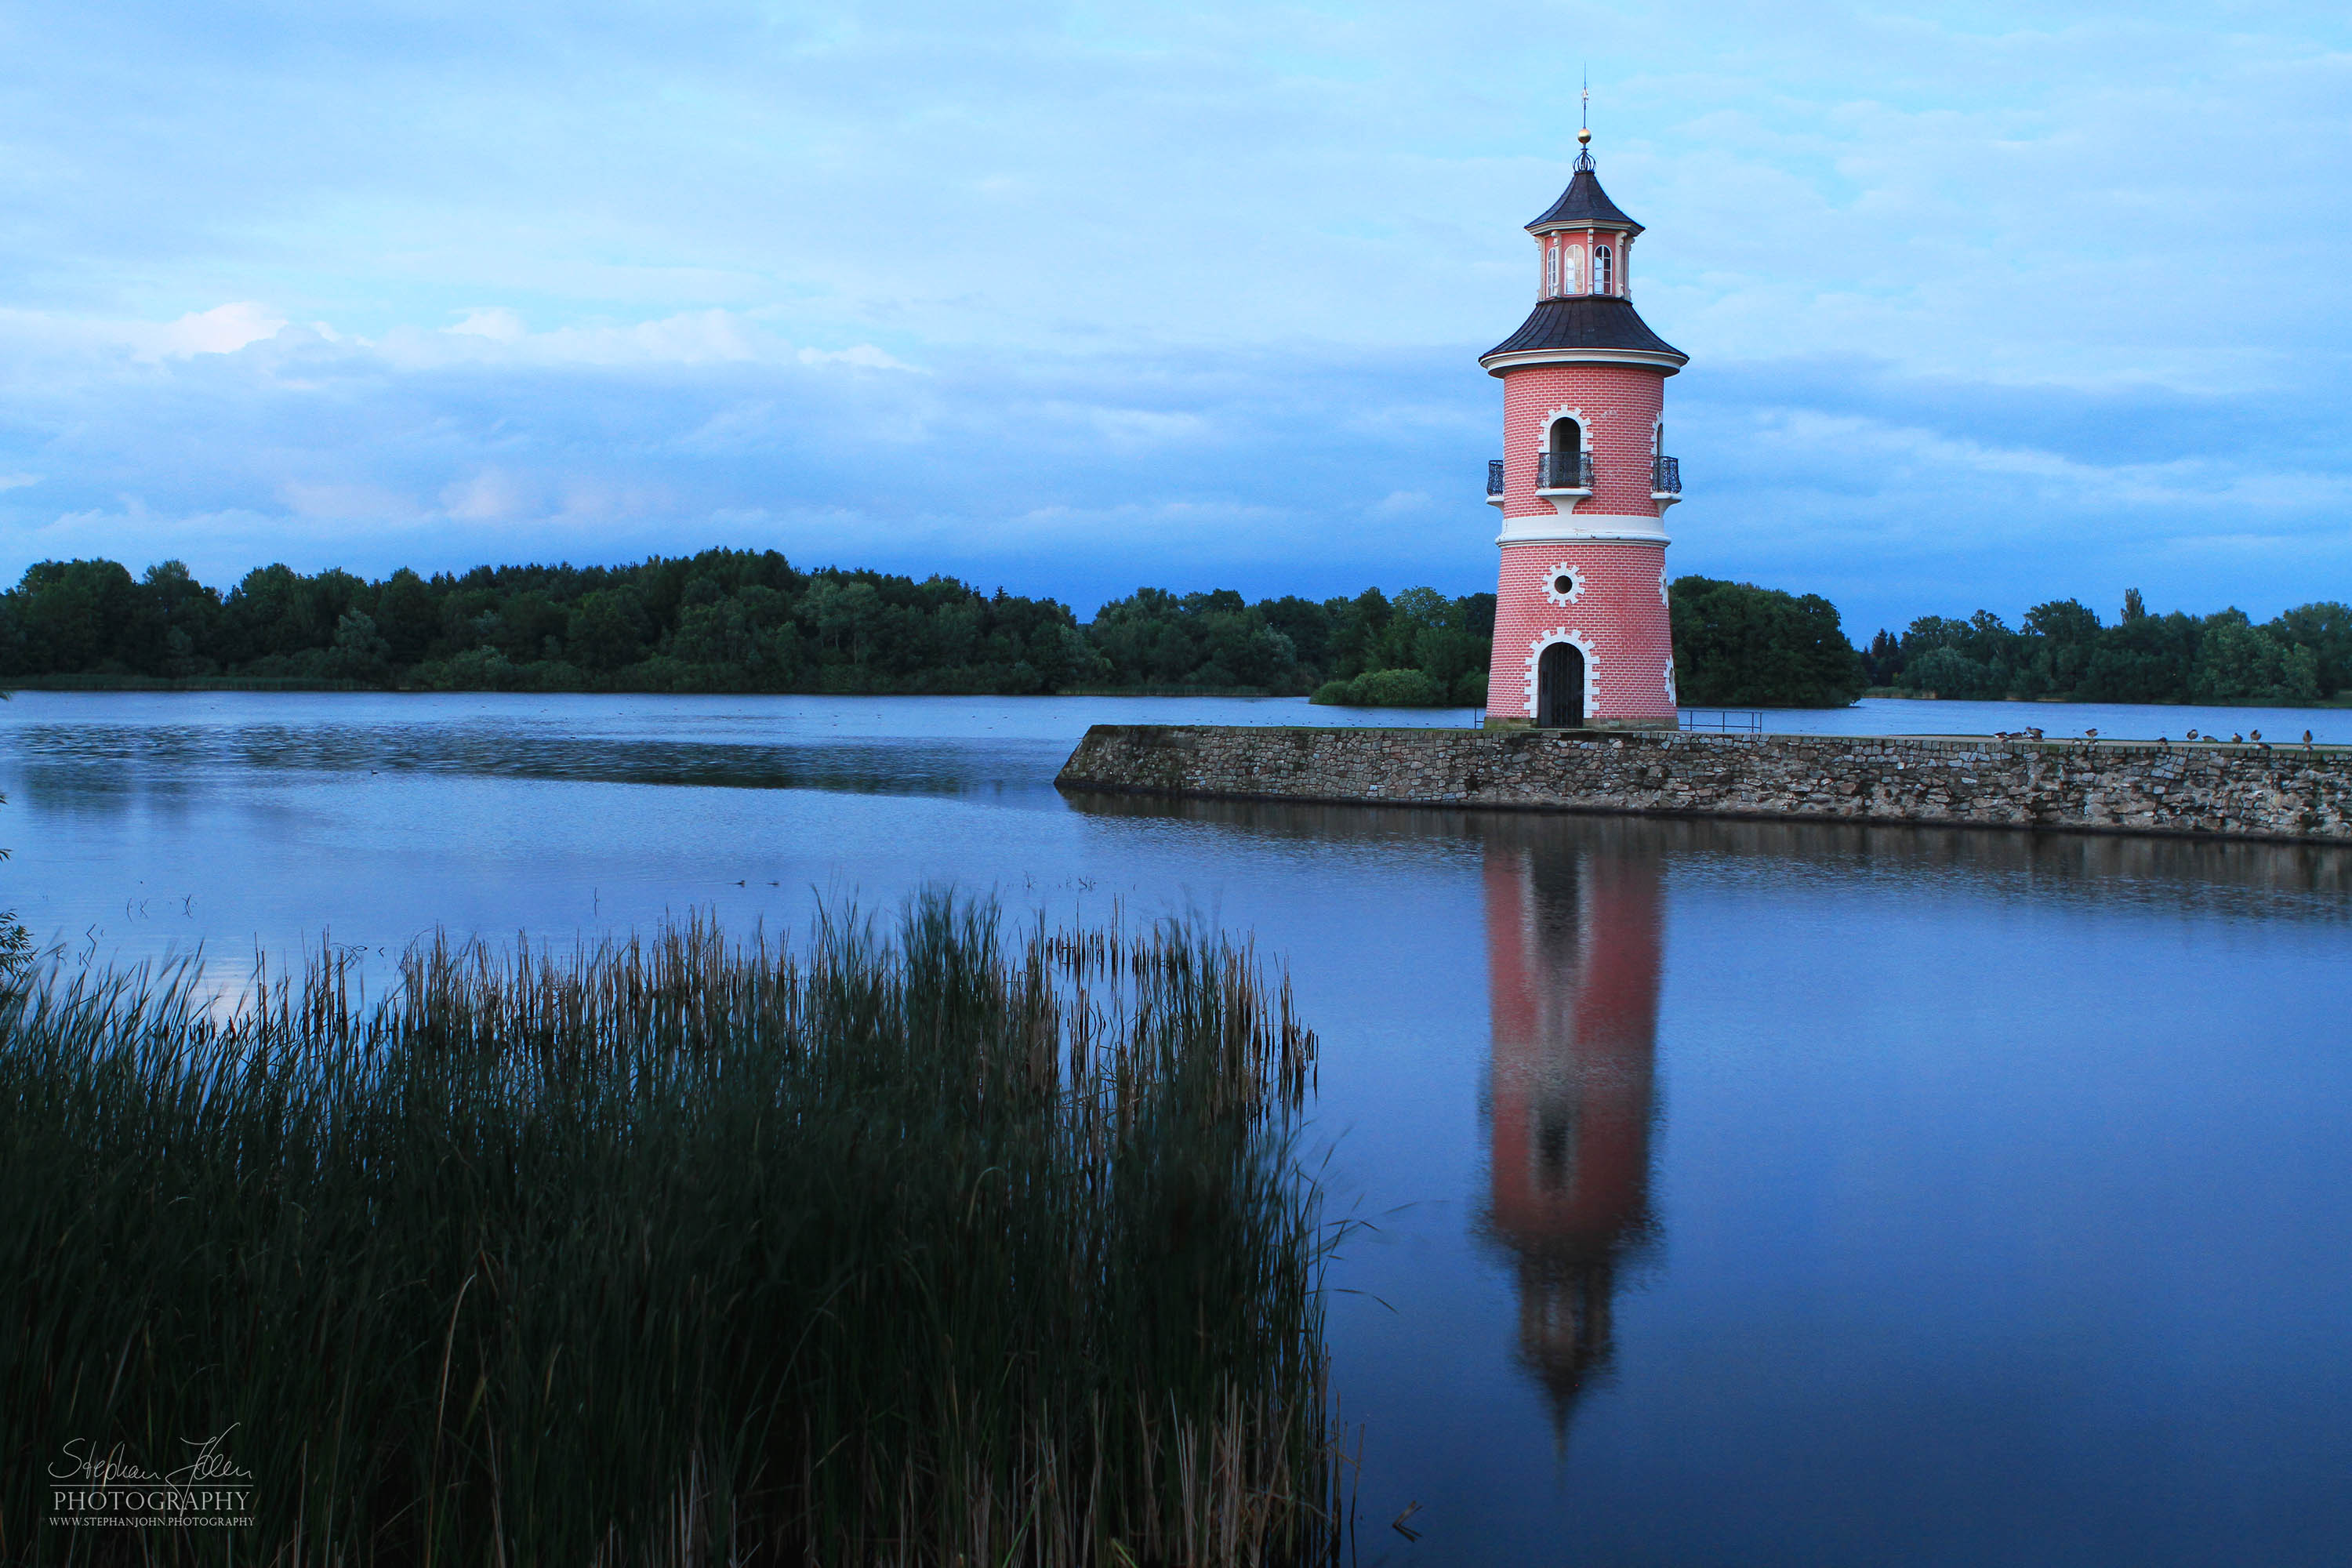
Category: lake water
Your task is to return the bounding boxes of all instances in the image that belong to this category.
[8,691,2351,1566]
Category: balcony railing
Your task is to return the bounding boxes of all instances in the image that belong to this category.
[1653,455,1682,495]
[1538,452,1594,491]
[1487,459,1504,496]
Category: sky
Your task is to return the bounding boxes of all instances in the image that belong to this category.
[1,1,2347,637]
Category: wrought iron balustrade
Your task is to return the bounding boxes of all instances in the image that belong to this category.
[1487,459,1504,496]
[1537,452,1594,490]
[1653,455,1682,495]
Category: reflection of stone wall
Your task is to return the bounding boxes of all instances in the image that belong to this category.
[1057,725,2352,843]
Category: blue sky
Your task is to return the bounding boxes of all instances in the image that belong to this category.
[2,1,2347,637]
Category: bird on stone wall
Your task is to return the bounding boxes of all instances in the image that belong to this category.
[2231,734,2245,744]
[2306,730,2316,749]
[2025,727,2045,741]
[2084,728,2098,739]
[2158,737,2170,748]
[2187,729,2200,740]
[2250,730,2262,742]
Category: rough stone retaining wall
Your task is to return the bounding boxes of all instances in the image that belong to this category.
[1055,725,2352,843]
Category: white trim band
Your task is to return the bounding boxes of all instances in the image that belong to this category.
[1481,347,1686,376]
[1497,514,1670,546]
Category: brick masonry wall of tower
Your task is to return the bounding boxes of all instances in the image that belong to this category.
[1499,364,1663,517]
[1056,726,2352,843]
[1488,543,1675,721]
[1488,361,1676,722]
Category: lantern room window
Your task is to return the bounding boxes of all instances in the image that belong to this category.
[1594,245,1613,296]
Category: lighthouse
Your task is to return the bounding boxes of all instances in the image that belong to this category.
[1482,124,1685,729]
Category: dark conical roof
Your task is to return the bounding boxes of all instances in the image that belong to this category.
[1481,296,1685,367]
[1527,163,1641,233]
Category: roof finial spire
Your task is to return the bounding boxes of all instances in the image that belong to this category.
[1575,69,1595,170]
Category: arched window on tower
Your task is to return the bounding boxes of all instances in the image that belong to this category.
[1542,419,1585,490]
[1566,245,1584,294]
[1545,244,1559,297]
[1594,245,1613,296]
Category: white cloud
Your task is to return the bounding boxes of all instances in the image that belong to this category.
[280,481,416,521]
[446,307,527,343]
[439,469,542,523]
[0,474,39,492]
[132,303,288,361]
[796,343,918,371]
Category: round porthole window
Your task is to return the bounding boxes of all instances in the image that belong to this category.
[1552,574,1575,596]
[1541,564,1586,607]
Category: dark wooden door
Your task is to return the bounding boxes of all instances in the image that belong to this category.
[1538,642,1584,728]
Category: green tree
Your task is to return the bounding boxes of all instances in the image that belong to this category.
[1670,577,1866,707]
[325,610,393,683]
[2190,612,2320,704]
[2268,601,2352,696]
[2076,610,2196,702]
[222,564,321,662]
[1321,589,1390,682]
[8,560,137,673]
[373,568,441,665]
[1310,667,1449,707]
[1257,597,1334,680]
[120,561,223,677]
[2018,598,2102,696]
[567,589,650,672]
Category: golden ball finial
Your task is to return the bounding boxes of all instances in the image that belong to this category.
[1577,126,1592,146]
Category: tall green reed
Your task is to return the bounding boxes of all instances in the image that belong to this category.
[1,894,1343,1565]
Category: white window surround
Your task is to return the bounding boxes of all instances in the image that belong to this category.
[1544,244,1559,296]
[1566,243,1584,295]
[1521,628,1601,719]
[1534,408,1592,515]
[1540,562,1587,606]
[1595,245,1613,296]
[1539,407,1591,466]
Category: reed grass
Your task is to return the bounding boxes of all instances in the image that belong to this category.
[0,895,1343,1565]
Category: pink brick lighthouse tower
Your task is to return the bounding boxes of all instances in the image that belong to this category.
[1482,123,1686,729]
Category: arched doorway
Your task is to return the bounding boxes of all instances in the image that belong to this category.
[1537,641,1584,728]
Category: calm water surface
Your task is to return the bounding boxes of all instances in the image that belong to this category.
[8,691,2350,1566]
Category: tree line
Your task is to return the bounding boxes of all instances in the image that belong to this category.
[1860,590,2352,706]
[7,553,2337,710]
[0,552,1499,702]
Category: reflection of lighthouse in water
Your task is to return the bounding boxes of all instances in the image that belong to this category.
[1482,837,1663,1431]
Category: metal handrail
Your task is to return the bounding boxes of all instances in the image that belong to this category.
[1538,452,1594,491]
[1653,455,1682,495]
[1679,708,1762,735]
[1486,459,1504,496]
